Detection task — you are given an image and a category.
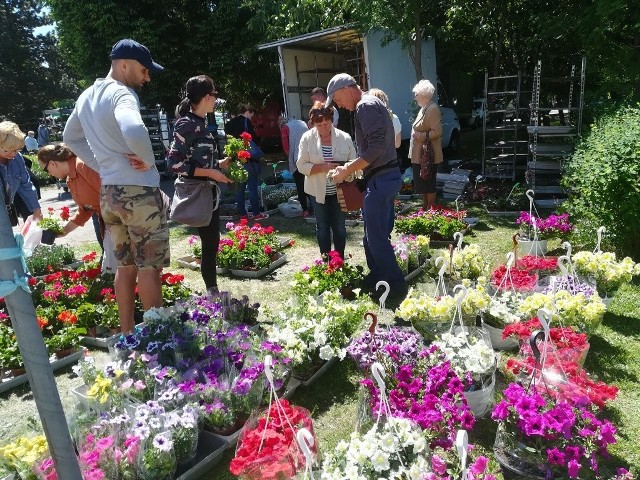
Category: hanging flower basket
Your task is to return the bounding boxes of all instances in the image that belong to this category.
[517,238,548,256]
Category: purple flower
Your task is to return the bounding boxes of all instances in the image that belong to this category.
[546,447,565,465]
[469,456,488,475]
[567,459,581,478]
[431,455,447,475]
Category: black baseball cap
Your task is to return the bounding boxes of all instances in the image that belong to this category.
[110,39,164,73]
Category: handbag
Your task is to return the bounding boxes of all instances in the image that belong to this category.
[336,180,364,212]
[420,137,434,180]
[169,177,219,227]
[243,117,264,159]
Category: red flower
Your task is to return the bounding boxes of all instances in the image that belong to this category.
[239,131,252,142]
[82,251,98,263]
[516,255,558,272]
[491,265,537,291]
[60,206,70,221]
[28,277,37,286]
[57,310,78,324]
[237,150,251,160]
[37,316,48,329]
[264,244,273,255]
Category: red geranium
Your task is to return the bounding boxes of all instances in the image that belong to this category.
[60,206,70,221]
[237,150,251,161]
[491,265,537,291]
[240,131,252,143]
[516,255,558,272]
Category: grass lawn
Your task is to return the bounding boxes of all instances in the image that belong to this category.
[2,197,638,479]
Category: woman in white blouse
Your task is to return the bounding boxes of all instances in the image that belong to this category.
[296,101,357,259]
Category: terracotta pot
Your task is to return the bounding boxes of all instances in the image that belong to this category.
[54,347,76,359]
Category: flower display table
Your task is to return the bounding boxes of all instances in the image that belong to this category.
[229,253,287,278]
[176,255,228,274]
[174,431,228,480]
[293,356,338,387]
[0,348,84,394]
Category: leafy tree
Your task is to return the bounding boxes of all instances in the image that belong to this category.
[46,0,280,114]
[0,0,78,127]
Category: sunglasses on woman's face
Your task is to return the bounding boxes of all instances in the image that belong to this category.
[310,108,333,123]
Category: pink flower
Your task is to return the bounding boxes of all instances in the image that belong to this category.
[567,459,581,478]
[431,454,447,474]
[469,456,489,475]
[95,436,114,451]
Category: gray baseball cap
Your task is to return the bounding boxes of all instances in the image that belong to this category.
[325,73,356,108]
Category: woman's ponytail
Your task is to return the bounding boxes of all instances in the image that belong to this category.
[177,97,191,118]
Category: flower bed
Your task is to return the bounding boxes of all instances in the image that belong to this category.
[291,251,365,299]
[395,206,467,241]
[218,219,285,273]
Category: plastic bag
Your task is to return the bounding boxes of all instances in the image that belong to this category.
[230,357,317,479]
[21,215,42,255]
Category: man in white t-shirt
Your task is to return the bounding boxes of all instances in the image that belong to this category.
[63,39,169,334]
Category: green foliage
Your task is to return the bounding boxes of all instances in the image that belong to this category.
[0,322,23,370]
[395,212,466,239]
[46,0,281,112]
[562,103,640,259]
[26,244,75,276]
[0,1,78,126]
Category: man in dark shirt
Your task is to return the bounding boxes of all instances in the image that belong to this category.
[327,73,407,305]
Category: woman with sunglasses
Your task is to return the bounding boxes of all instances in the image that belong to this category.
[297,101,356,259]
[167,75,231,293]
[37,143,117,270]
[0,121,42,225]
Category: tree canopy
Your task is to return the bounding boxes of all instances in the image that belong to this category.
[0,0,77,128]
[45,0,281,113]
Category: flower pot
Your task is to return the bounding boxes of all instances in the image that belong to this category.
[517,239,548,256]
[109,327,121,336]
[86,327,97,338]
[54,347,77,359]
[463,373,495,418]
[485,324,519,351]
[494,426,555,480]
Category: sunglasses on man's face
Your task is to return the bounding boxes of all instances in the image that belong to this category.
[310,108,333,123]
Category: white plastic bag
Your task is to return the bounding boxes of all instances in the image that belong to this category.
[21,215,42,255]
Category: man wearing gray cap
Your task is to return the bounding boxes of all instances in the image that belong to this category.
[63,38,169,334]
[327,73,407,306]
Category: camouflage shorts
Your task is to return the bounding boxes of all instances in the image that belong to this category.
[100,185,170,270]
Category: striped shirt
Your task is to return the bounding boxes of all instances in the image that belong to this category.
[322,145,336,195]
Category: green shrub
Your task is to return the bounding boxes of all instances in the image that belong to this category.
[562,103,640,259]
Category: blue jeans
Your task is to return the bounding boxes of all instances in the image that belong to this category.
[235,161,261,215]
[362,169,407,295]
[310,194,346,258]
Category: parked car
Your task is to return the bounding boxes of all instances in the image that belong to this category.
[437,82,461,152]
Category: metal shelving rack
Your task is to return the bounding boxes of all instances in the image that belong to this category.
[527,57,586,207]
[482,72,531,180]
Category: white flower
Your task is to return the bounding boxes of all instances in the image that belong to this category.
[370,450,390,472]
[152,432,173,452]
[319,345,335,360]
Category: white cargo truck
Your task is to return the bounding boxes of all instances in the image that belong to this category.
[258,25,459,151]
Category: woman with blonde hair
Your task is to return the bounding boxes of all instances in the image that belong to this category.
[409,79,443,210]
[0,121,42,224]
[297,101,356,259]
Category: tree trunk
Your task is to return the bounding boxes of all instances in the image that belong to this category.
[0,197,82,478]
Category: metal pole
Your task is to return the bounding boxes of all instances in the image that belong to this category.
[0,196,82,479]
